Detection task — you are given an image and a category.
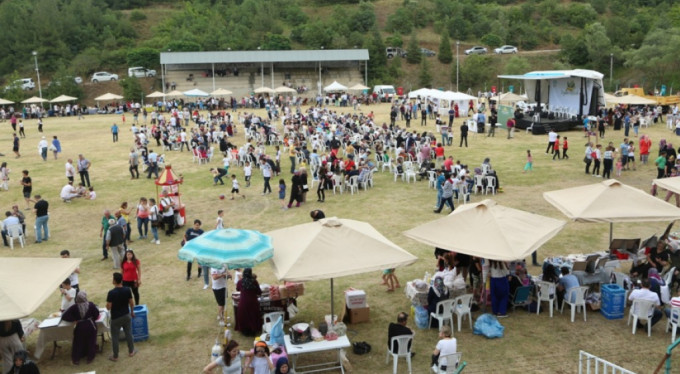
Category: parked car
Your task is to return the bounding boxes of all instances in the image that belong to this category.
[128,67,157,78]
[385,47,407,59]
[420,48,436,57]
[465,46,488,55]
[90,72,119,83]
[494,45,518,54]
[5,78,35,91]
[74,76,83,84]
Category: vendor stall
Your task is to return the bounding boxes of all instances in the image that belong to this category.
[155,165,185,227]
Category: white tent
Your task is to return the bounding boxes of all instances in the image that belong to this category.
[183,88,210,97]
[146,91,166,98]
[254,87,275,94]
[211,88,233,96]
[408,88,439,99]
[49,95,78,103]
[323,81,348,93]
[0,98,14,105]
[348,83,370,91]
[1,258,81,319]
[273,86,296,94]
[21,96,48,104]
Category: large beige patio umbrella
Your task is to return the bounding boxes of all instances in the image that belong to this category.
[273,86,295,94]
[146,91,166,98]
[403,199,566,261]
[609,94,657,105]
[654,176,680,195]
[544,179,680,242]
[0,98,14,105]
[254,86,275,94]
[165,90,184,98]
[268,217,418,316]
[49,94,78,103]
[0,258,81,320]
[94,92,123,101]
[323,81,348,93]
[348,83,370,91]
[211,88,233,96]
[21,96,48,104]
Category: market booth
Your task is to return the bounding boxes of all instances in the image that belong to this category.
[155,164,186,227]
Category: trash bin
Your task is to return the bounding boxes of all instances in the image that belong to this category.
[131,304,149,342]
[601,284,625,320]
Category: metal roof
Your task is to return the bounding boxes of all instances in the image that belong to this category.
[160,49,369,65]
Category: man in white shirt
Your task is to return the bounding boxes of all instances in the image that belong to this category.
[146,150,159,179]
[628,279,662,329]
[211,266,229,325]
[546,130,558,154]
[65,159,76,183]
[60,181,80,202]
[1,211,20,247]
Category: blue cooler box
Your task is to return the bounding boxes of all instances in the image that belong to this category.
[132,304,149,342]
[601,284,625,319]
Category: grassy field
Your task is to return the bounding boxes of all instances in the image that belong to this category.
[2,103,677,373]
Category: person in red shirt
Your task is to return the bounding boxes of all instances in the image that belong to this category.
[562,137,569,159]
[443,156,454,172]
[552,135,561,160]
[434,143,445,166]
[121,249,142,305]
[639,134,652,165]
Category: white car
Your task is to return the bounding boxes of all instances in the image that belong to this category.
[5,78,35,91]
[128,67,157,78]
[464,46,487,55]
[494,45,518,54]
[91,72,119,83]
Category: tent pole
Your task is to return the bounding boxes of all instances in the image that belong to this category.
[609,222,613,244]
[330,278,334,319]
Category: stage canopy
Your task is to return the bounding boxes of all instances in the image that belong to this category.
[498,69,605,117]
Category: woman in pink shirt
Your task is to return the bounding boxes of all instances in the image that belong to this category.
[135,197,149,240]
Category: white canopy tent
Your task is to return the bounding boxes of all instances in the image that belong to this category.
[49,95,78,103]
[0,98,14,105]
[21,96,48,104]
[94,93,123,101]
[146,91,166,98]
[183,88,210,97]
[406,88,478,116]
[323,81,348,93]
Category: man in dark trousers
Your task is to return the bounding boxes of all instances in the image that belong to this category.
[106,272,137,362]
[459,122,469,148]
[387,312,414,354]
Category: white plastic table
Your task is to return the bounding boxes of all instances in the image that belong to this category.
[35,309,110,359]
[284,335,350,373]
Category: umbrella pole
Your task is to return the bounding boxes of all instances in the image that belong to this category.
[330,278,334,320]
[609,222,613,244]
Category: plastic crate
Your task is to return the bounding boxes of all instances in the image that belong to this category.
[600,308,624,320]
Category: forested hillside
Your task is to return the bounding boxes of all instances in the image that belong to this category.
[1,0,680,99]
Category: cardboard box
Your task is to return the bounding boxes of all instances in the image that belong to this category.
[587,301,601,311]
[344,290,367,309]
[342,304,370,324]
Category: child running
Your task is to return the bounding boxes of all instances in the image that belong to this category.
[381,268,401,292]
[562,137,569,159]
[552,135,561,160]
[230,175,246,200]
[523,150,533,173]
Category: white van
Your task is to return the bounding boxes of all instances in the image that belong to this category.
[128,67,157,78]
[373,85,396,102]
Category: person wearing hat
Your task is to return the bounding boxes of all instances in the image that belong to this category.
[37,136,49,161]
[249,341,274,374]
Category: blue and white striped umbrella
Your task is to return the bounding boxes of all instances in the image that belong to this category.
[177,229,273,269]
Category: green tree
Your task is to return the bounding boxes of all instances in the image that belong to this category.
[2,71,26,104]
[460,55,493,92]
[119,77,144,102]
[624,27,680,85]
[504,56,530,75]
[127,48,159,69]
[262,33,292,50]
[165,40,202,52]
[385,34,403,48]
[481,33,503,48]
[583,23,613,71]
[406,33,421,64]
[559,34,589,66]
[438,33,453,64]
[43,68,85,101]
[349,2,375,33]
[365,30,387,84]
[419,58,432,88]
[387,56,403,80]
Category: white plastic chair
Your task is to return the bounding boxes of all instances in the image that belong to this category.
[393,165,405,182]
[613,272,631,303]
[452,294,473,331]
[535,281,556,318]
[386,335,413,374]
[560,286,589,322]
[473,175,484,194]
[428,171,437,189]
[484,176,496,195]
[404,165,417,183]
[433,352,462,374]
[345,175,359,195]
[6,224,24,249]
[667,306,680,342]
[382,158,393,173]
[457,184,470,205]
[429,299,455,330]
[262,312,284,334]
[628,299,656,336]
[332,174,344,194]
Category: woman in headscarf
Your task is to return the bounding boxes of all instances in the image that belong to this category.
[0,320,24,374]
[275,356,291,374]
[235,268,263,336]
[426,276,449,328]
[61,291,100,365]
[648,268,665,301]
